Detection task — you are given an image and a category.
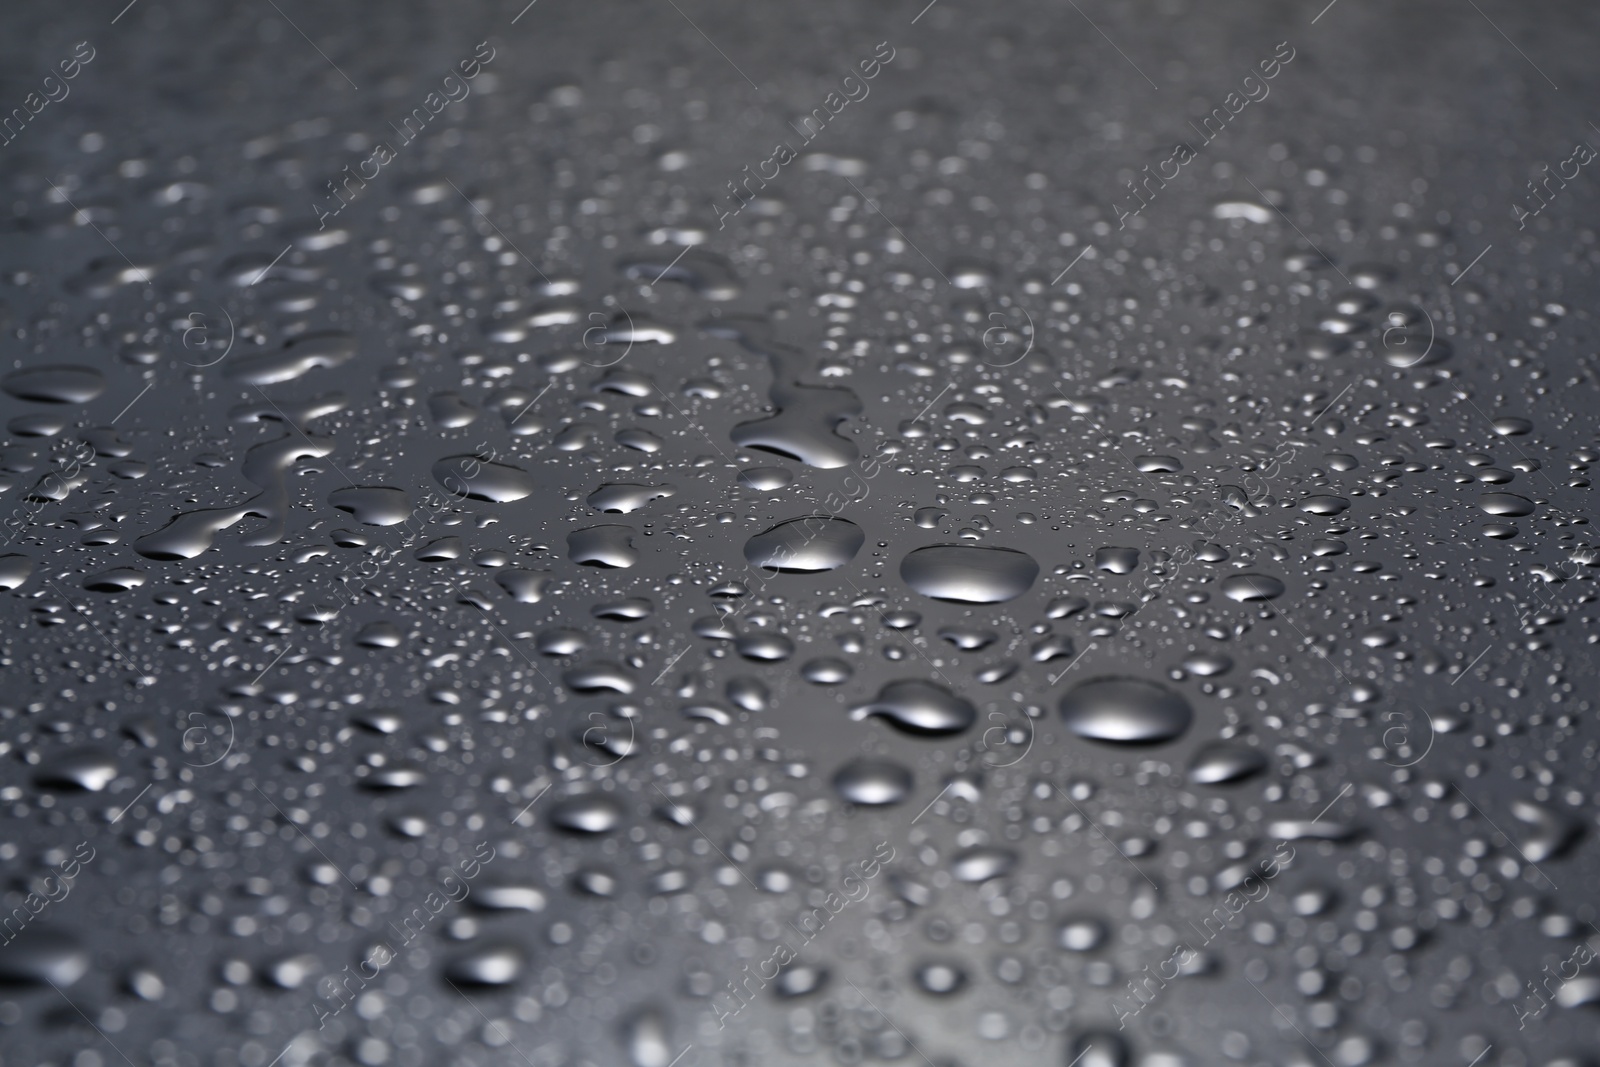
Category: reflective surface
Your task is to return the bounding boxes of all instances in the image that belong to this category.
[0,2,1597,1065]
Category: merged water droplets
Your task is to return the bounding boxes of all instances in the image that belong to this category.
[135,434,335,558]
[223,331,357,385]
[707,316,864,469]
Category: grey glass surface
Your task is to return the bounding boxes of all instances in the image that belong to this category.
[0,2,1596,1065]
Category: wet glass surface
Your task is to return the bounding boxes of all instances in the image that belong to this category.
[0,2,1597,1065]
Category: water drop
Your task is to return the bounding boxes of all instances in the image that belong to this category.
[1187,742,1267,785]
[1058,916,1108,951]
[3,365,106,404]
[587,483,677,514]
[1220,573,1286,602]
[434,456,536,502]
[900,544,1039,603]
[0,554,36,591]
[1299,495,1350,515]
[444,945,524,987]
[832,758,914,806]
[34,748,119,791]
[850,680,977,736]
[549,794,624,834]
[0,928,90,987]
[737,466,794,491]
[951,845,1017,883]
[913,960,968,995]
[1059,677,1193,744]
[568,526,638,568]
[744,517,864,573]
[329,486,413,526]
[1094,547,1140,574]
[1478,492,1535,517]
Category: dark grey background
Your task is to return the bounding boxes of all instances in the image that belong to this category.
[0,2,1596,1066]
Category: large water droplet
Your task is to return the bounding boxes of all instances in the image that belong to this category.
[900,545,1039,603]
[34,748,119,791]
[737,466,794,491]
[1478,492,1535,517]
[497,569,552,602]
[0,929,90,987]
[832,758,914,806]
[1180,651,1234,677]
[224,331,357,385]
[82,567,147,593]
[434,456,536,502]
[587,483,677,514]
[1299,494,1350,515]
[1059,677,1193,744]
[622,1006,675,1067]
[549,794,624,834]
[2,365,106,404]
[744,516,864,573]
[329,486,413,526]
[1094,547,1140,574]
[0,554,35,591]
[472,884,548,913]
[707,316,863,469]
[1070,1032,1128,1067]
[1058,916,1108,951]
[568,526,638,568]
[1267,819,1357,841]
[950,845,1017,882]
[850,680,977,736]
[444,945,524,987]
[1220,573,1286,602]
[913,960,968,995]
[563,661,635,694]
[1187,741,1268,784]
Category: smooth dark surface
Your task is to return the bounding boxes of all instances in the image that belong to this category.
[1,2,1598,1065]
